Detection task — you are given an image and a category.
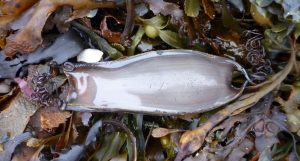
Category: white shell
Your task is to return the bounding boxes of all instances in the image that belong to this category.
[86,9,98,18]
[77,49,103,63]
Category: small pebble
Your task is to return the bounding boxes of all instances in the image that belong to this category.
[77,49,103,63]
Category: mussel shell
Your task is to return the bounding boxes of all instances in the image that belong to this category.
[64,50,247,115]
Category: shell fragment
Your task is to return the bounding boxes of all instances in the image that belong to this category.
[77,49,103,63]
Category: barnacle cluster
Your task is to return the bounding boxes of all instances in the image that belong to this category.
[30,72,59,107]
[242,30,272,82]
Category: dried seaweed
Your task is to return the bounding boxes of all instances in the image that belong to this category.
[0,93,39,139]
[0,29,83,79]
[0,0,38,26]
[0,132,32,161]
[3,0,115,57]
[144,0,184,24]
[121,0,135,45]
